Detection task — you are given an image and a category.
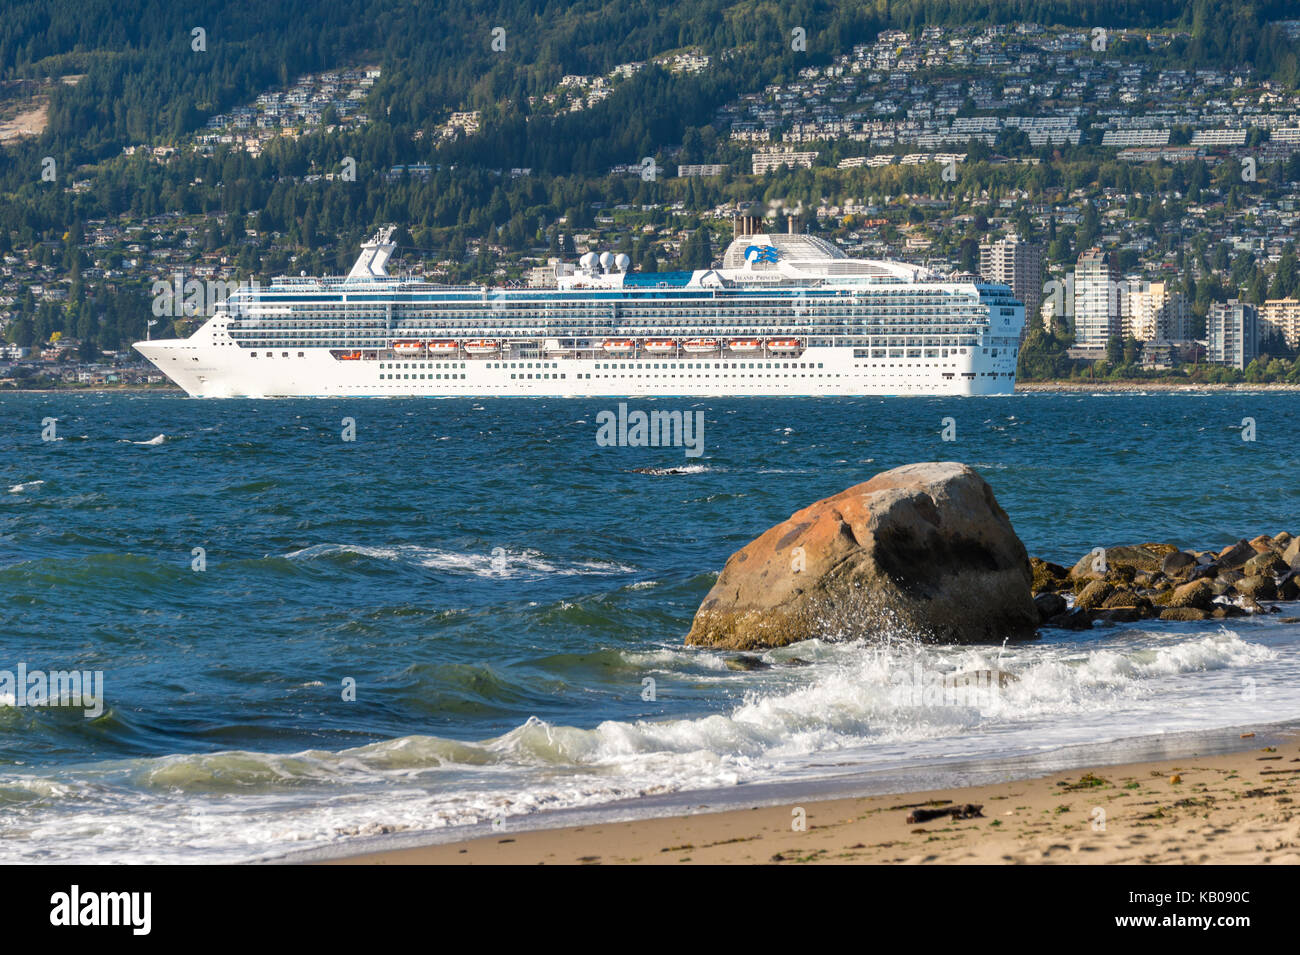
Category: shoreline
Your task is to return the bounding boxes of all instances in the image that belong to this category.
[294,720,1300,865]
[1014,380,1300,392]
[3,382,1298,396]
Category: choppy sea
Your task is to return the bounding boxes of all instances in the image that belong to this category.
[1,391,1297,862]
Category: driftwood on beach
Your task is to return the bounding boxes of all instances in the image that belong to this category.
[906,804,984,824]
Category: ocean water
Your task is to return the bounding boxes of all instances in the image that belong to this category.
[1,391,1298,863]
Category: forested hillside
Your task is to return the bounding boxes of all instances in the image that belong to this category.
[4,0,1300,373]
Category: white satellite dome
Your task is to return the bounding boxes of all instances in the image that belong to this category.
[579,252,597,270]
[598,251,614,271]
[614,253,631,272]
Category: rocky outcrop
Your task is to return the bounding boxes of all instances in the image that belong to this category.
[684,462,1039,650]
[1035,531,1299,630]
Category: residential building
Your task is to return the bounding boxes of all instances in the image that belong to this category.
[1207,300,1258,369]
[1125,279,1190,342]
[979,234,1044,325]
[1259,297,1300,349]
[1073,248,1121,346]
[752,149,818,174]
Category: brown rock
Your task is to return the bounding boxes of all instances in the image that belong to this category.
[1029,557,1069,593]
[684,462,1039,650]
[1100,588,1149,610]
[1075,580,1115,611]
[1218,540,1257,570]
[1034,592,1068,621]
[1235,575,1277,601]
[1248,535,1275,554]
[1244,552,1288,578]
[1160,607,1211,621]
[1160,551,1196,579]
[1212,605,1246,618]
[1167,579,1216,611]
[1278,574,1300,601]
[1046,609,1093,630]
[1069,543,1178,581]
[1097,607,1145,623]
[1238,595,1266,614]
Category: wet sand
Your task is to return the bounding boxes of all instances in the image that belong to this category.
[325,741,1300,865]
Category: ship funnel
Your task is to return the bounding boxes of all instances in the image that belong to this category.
[732,206,763,238]
[346,226,397,281]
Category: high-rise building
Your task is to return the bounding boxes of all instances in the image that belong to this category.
[1207,300,1258,369]
[1125,279,1190,342]
[1260,298,1300,349]
[1073,248,1121,347]
[979,234,1044,323]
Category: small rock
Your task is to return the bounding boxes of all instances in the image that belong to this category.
[1244,552,1288,578]
[1030,557,1069,592]
[1097,607,1144,623]
[1236,575,1278,601]
[1160,550,1196,579]
[1238,595,1266,614]
[1159,607,1211,621]
[1212,605,1246,618]
[1046,609,1093,630]
[1075,580,1114,611]
[1167,579,1216,611]
[1033,591,1068,621]
[1217,540,1257,570]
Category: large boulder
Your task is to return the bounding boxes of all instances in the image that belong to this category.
[684,462,1039,650]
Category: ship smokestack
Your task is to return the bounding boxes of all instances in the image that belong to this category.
[734,207,762,238]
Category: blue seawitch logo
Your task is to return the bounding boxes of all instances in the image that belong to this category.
[744,245,780,263]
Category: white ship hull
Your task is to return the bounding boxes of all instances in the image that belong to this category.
[136,333,1017,398]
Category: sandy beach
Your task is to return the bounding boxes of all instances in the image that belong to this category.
[327,735,1300,865]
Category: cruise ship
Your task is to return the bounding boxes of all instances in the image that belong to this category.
[135,221,1024,397]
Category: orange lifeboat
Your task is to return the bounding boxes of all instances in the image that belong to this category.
[765,338,801,353]
[602,339,635,354]
[463,339,499,355]
[427,340,460,355]
[682,338,719,353]
[643,339,677,354]
[391,340,424,354]
[337,351,362,361]
[727,338,762,353]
